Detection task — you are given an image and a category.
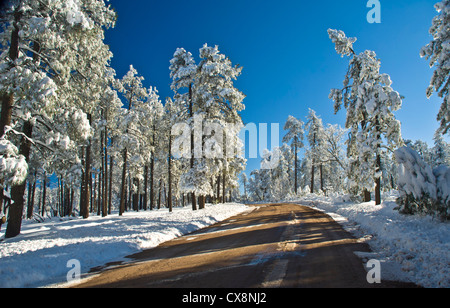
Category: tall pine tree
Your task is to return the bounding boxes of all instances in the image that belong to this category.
[328,29,403,204]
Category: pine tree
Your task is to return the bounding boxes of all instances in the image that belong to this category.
[283,116,304,195]
[305,109,325,193]
[328,29,403,204]
[432,131,450,167]
[170,48,197,209]
[116,65,150,215]
[196,44,245,206]
[421,0,450,135]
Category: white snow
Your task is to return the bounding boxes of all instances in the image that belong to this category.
[297,193,450,288]
[0,203,250,288]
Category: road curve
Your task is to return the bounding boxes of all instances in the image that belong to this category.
[73,203,416,288]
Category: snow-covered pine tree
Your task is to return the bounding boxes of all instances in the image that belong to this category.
[421,0,450,135]
[169,48,198,209]
[305,109,326,193]
[143,88,163,211]
[320,124,348,194]
[116,65,149,215]
[162,97,179,212]
[432,131,450,167]
[195,44,245,206]
[60,5,116,219]
[328,29,403,204]
[283,115,304,195]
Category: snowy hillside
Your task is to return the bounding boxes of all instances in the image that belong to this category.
[298,193,450,288]
[0,203,250,288]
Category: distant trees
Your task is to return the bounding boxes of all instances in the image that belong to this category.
[247,110,348,202]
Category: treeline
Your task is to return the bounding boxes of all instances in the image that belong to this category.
[244,109,449,203]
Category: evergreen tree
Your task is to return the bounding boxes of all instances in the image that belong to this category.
[283,115,304,195]
[328,29,403,204]
[116,65,150,215]
[305,109,325,193]
[421,0,450,135]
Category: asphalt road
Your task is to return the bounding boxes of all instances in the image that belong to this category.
[73,203,417,288]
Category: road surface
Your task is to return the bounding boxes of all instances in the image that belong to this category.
[73,203,416,288]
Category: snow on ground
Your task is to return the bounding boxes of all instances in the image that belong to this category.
[0,203,250,288]
[296,192,449,288]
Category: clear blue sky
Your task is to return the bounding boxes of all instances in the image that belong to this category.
[105,0,446,175]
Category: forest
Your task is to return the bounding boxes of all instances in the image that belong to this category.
[0,0,449,242]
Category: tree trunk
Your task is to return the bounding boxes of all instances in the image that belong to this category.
[41,176,47,216]
[127,176,132,211]
[222,171,226,204]
[133,178,139,212]
[93,173,98,215]
[102,122,108,217]
[310,133,316,194]
[64,185,70,217]
[217,174,221,203]
[143,165,148,211]
[108,154,113,214]
[119,148,127,216]
[199,195,205,210]
[188,84,197,211]
[320,163,324,193]
[70,188,74,216]
[363,190,371,202]
[27,181,32,219]
[375,155,381,205]
[0,93,14,138]
[375,118,382,205]
[6,121,33,238]
[310,160,315,194]
[168,135,173,212]
[0,186,4,216]
[294,146,298,195]
[150,151,154,210]
[157,179,162,210]
[80,114,92,219]
[28,172,37,219]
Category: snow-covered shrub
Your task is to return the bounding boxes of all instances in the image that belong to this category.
[395,146,450,220]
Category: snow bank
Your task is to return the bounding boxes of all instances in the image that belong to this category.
[298,193,450,288]
[0,203,250,288]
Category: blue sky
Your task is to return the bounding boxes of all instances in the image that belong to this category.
[105,0,445,175]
